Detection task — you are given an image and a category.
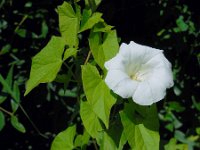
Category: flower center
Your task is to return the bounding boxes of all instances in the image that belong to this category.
[130,74,142,82]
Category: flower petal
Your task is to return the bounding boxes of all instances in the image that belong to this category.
[113,78,138,98]
[105,70,129,89]
[132,81,154,106]
[104,54,124,71]
[148,67,174,102]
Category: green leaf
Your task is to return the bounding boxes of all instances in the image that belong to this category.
[93,22,113,32]
[101,132,118,150]
[100,115,127,150]
[79,10,103,32]
[82,64,116,128]
[0,111,5,131]
[11,116,26,133]
[120,102,160,150]
[89,30,119,69]
[74,130,90,148]
[164,138,188,150]
[102,30,119,61]
[84,0,102,11]
[63,47,77,61]
[51,125,76,150]
[0,66,14,104]
[176,16,188,32]
[80,100,103,140]
[57,2,79,48]
[15,29,26,38]
[11,82,20,112]
[24,36,65,95]
[0,74,12,96]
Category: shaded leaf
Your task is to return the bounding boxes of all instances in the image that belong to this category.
[0,111,5,131]
[120,102,160,150]
[11,116,26,133]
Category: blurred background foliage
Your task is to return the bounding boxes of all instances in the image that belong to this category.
[0,0,199,149]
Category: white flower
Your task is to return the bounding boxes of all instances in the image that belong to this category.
[104,41,174,106]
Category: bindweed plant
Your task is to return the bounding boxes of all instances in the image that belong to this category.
[24,1,174,149]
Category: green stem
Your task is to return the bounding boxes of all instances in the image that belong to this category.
[84,51,91,65]
[0,106,13,116]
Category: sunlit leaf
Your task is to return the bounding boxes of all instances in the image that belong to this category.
[25,36,65,95]
[79,9,103,32]
[57,2,79,48]
[74,130,90,148]
[51,125,76,150]
[63,47,77,61]
[82,64,116,128]
[84,0,102,11]
[89,30,119,69]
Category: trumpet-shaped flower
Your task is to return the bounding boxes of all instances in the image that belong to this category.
[104,41,174,105]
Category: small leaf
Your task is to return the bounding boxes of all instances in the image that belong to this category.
[11,116,26,133]
[57,2,79,47]
[93,22,113,32]
[79,10,103,32]
[120,102,160,150]
[0,111,5,131]
[82,64,116,128]
[84,0,102,11]
[74,130,90,148]
[51,125,76,150]
[63,47,77,61]
[15,29,27,38]
[24,36,65,95]
[176,16,188,32]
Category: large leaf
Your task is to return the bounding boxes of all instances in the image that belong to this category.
[79,9,103,32]
[80,100,103,140]
[89,30,119,69]
[57,2,79,48]
[25,36,65,95]
[82,64,116,128]
[51,125,76,150]
[120,102,160,150]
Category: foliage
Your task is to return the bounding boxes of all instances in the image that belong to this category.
[0,0,199,149]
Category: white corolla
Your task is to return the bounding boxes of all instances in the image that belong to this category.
[104,41,174,106]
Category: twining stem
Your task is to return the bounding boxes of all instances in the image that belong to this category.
[18,104,48,139]
[63,62,77,80]
[0,106,13,116]
[14,15,28,32]
[84,51,92,65]
[93,139,98,150]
